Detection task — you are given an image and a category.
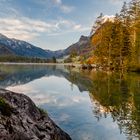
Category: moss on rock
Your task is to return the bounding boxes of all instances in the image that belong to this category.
[0,97,12,116]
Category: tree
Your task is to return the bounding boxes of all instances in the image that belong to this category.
[119,3,132,68]
[120,2,129,24]
[93,21,113,68]
[90,13,104,36]
[90,0,140,71]
[52,56,57,63]
[70,49,77,58]
[128,0,140,64]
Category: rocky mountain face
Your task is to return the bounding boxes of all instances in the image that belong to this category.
[45,49,64,58]
[64,35,90,56]
[0,89,71,140]
[0,34,63,59]
[0,44,14,56]
[0,33,91,59]
[63,16,115,59]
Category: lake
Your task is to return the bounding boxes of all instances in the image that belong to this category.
[0,64,140,140]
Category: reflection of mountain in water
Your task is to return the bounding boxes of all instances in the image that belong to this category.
[0,65,89,91]
[0,65,140,139]
[0,65,69,88]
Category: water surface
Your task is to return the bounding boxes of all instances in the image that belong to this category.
[0,64,140,140]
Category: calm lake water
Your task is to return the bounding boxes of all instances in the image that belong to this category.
[0,64,140,140]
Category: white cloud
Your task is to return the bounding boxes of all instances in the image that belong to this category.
[60,5,74,13]
[0,16,90,40]
[7,84,89,106]
[37,0,74,13]
[6,85,38,94]
[53,0,62,4]
[0,0,88,42]
[52,0,74,13]
[0,17,50,40]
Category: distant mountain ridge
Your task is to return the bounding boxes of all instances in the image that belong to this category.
[0,44,14,55]
[0,33,91,59]
[0,33,63,59]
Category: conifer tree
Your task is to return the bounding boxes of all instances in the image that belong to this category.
[128,0,140,64]
[90,0,140,71]
[120,2,129,24]
[90,13,104,36]
[120,3,132,68]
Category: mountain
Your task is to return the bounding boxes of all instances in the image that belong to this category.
[0,33,63,59]
[61,16,115,63]
[0,33,91,60]
[0,15,115,60]
[0,44,15,56]
[45,49,64,58]
[63,35,91,56]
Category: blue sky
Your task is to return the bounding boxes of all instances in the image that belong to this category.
[0,0,131,50]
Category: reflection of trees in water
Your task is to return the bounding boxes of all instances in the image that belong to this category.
[0,65,140,139]
[65,69,140,139]
[85,72,140,139]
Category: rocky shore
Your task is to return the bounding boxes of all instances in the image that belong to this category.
[0,89,71,140]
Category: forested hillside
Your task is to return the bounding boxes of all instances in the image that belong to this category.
[87,0,140,71]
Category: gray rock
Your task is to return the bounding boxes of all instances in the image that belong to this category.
[0,89,71,140]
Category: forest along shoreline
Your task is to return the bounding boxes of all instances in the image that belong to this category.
[1,63,140,73]
[0,89,71,140]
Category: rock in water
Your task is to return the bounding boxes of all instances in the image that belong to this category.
[0,89,71,140]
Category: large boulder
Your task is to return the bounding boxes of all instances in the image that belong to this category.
[0,89,71,140]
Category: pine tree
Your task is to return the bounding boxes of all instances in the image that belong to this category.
[93,21,113,69]
[111,14,122,70]
[120,2,129,24]
[129,0,140,21]
[90,0,140,71]
[128,0,140,64]
[90,13,104,36]
[119,3,132,68]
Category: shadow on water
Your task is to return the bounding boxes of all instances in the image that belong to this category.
[0,64,140,139]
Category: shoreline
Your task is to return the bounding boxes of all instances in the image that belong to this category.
[0,62,98,71]
[0,62,82,67]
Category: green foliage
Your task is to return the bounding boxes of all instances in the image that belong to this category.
[90,0,140,71]
[0,55,53,63]
[38,107,47,115]
[0,97,12,116]
[0,55,59,63]
[90,13,104,35]
[52,56,57,63]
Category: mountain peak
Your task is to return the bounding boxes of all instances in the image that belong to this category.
[79,35,89,42]
[0,33,8,39]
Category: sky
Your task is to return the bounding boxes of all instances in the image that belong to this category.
[0,0,131,50]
